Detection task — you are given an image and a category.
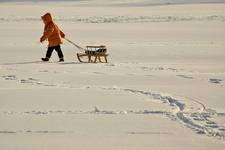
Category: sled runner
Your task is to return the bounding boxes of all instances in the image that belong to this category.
[77,45,108,63]
[65,38,108,63]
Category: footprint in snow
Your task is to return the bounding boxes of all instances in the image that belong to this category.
[177,75,193,79]
[209,78,223,84]
[205,124,219,128]
[2,75,17,80]
[219,128,225,131]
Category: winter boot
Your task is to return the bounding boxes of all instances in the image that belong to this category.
[59,58,64,62]
[41,57,49,62]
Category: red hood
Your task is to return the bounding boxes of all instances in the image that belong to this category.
[41,13,53,24]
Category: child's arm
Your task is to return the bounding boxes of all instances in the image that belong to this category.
[40,24,54,42]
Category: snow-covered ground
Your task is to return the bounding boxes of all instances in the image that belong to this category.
[0,0,225,149]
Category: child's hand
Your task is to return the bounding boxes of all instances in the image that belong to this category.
[40,36,45,43]
[60,30,65,38]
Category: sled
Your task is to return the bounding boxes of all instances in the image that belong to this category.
[76,45,108,63]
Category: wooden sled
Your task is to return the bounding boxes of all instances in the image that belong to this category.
[77,45,108,63]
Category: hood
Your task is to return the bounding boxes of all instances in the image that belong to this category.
[41,12,53,24]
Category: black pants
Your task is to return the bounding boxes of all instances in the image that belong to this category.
[46,45,64,59]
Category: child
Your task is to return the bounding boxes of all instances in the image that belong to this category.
[40,12,65,62]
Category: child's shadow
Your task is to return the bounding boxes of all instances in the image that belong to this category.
[0,61,42,65]
[0,61,82,66]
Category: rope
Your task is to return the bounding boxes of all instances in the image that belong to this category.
[64,38,86,51]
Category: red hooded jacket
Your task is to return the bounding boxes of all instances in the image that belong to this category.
[41,13,65,47]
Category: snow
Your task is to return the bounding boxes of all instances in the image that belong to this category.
[0,0,225,149]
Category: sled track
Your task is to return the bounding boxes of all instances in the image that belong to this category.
[97,86,225,140]
[1,74,225,140]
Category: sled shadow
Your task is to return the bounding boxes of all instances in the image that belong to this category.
[59,62,83,65]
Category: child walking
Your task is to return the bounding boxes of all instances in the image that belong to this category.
[40,12,65,62]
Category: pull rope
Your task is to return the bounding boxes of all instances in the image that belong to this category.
[64,38,86,51]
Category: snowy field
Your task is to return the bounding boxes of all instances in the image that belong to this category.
[0,0,225,150]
